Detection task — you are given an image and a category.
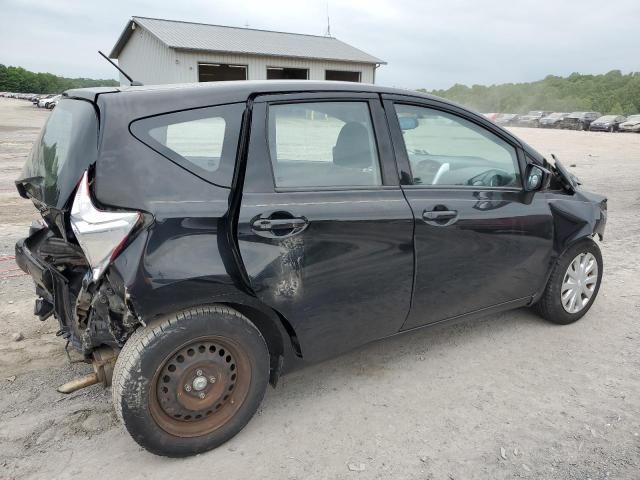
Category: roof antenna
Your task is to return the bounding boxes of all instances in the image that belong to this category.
[325,1,331,36]
[98,50,143,86]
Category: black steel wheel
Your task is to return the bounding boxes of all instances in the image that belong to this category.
[112,306,269,457]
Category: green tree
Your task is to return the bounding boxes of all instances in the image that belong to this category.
[0,64,118,94]
[424,71,640,116]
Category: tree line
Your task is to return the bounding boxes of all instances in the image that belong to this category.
[423,70,640,115]
[0,64,118,94]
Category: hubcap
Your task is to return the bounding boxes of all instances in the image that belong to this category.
[149,337,251,438]
[561,252,598,314]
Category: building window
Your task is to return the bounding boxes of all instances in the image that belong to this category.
[198,63,247,82]
[266,67,309,80]
[325,70,361,82]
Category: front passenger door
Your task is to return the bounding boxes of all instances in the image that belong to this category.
[384,97,554,330]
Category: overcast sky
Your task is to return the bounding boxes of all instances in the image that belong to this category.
[2,0,639,90]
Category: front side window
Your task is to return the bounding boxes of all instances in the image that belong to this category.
[267,101,381,188]
[395,104,520,188]
[131,103,244,187]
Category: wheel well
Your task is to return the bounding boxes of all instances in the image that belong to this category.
[221,302,301,384]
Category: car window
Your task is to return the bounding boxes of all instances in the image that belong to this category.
[394,104,520,188]
[131,103,244,187]
[267,101,381,188]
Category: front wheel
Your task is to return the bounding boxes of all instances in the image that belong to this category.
[112,306,269,457]
[533,239,603,325]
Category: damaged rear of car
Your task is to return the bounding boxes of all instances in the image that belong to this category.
[15,89,255,388]
[15,85,294,457]
[15,98,132,383]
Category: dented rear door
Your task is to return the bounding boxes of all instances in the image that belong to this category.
[237,93,414,362]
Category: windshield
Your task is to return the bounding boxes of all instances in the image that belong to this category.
[18,98,98,208]
[596,115,616,122]
[547,113,565,118]
[626,115,640,122]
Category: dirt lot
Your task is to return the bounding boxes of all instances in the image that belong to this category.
[0,97,638,479]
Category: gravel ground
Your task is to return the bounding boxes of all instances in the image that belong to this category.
[0,97,639,479]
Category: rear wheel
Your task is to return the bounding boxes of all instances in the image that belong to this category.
[533,239,603,324]
[112,306,269,457]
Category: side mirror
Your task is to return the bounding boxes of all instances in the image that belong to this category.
[399,116,418,131]
[525,165,544,191]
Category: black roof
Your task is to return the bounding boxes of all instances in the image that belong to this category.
[65,80,438,105]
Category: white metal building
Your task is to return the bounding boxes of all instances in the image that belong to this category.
[109,17,385,86]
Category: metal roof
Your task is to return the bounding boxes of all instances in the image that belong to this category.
[110,16,385,65]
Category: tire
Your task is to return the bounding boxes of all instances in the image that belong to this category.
[533,239,603,325]
[112,305,269,457]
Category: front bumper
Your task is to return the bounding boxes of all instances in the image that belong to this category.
[619,126,640,133]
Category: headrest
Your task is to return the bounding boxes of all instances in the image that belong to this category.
[333,122,374,168]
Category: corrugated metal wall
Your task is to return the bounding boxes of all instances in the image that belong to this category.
[117,27,178,85]
[117,27,376,86]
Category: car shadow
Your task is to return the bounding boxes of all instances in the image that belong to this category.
[262,307,550,404]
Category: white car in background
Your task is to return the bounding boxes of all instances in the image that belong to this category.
[38,95,59,108]
[618,114,640,133]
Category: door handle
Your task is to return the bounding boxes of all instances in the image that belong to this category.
[423,210,457,220]
[250,214,309,238]
[422,209,459,226]
[251,218,307,231]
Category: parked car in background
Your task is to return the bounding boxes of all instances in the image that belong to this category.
[495,113,520,126]
[38,94,61,109]
[618,114,640,133]
[15,81,607,457]
[32,94,49,105]
[559,112,602,131]
[589,115,627,132]
[46,94,61,109]
[517,111,552,128]
[38,95,56,108]
[539,112,569,128]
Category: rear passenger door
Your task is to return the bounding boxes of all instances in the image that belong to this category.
[237,93,414,362]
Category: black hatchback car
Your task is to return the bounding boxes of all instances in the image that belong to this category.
[559,111,602,130]
[15,81,607,457]
[589,115,627,132]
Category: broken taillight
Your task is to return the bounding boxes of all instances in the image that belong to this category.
[70,171,140,281]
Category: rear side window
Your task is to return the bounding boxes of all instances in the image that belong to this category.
[131,103,244,187]
[267,101,381,188]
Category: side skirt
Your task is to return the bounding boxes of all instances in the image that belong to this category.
[397,296,533,335]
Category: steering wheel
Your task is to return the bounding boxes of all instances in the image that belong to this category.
[468,169,513,187]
